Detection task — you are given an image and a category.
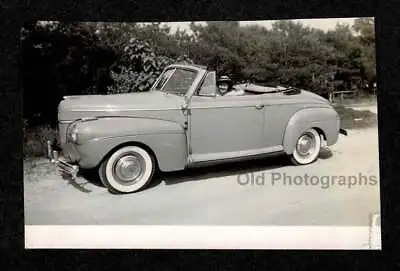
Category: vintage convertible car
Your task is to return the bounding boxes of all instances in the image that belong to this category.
[48,63,347,193]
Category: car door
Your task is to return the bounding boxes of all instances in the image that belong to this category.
[187,72,266,163]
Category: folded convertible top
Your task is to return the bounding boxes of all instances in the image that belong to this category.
[233,83,286,93]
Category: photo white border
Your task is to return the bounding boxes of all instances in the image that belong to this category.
[25,225,381,249]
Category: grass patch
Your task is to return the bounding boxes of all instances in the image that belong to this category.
[24,125,58,182]
[332,95,377,107]
[24,125,58,158]
[334,105,377,129]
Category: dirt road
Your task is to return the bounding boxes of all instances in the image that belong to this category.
[24,106,380,226]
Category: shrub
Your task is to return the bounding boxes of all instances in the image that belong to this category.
[107,38,193,94]
[24,124,58,158]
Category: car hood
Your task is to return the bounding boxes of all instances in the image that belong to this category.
[60,91,183,110]
[58,91,185,121]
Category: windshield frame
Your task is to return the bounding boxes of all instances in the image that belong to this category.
[150,66,200,97]
[151,68,176,92]
[150,65,207,98]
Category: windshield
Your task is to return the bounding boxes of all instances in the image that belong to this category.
[153,68,198,96]
[198,71,217,96]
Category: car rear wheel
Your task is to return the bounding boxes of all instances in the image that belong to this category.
[99,145,155,193]
[290,128,321,165]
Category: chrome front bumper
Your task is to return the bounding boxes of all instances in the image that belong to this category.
[47,140,79,179]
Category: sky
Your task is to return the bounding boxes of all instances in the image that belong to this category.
[154,17,363,34]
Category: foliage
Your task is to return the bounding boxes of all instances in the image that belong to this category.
[22,21,116,126]
[107,37,193,93]
[24,125,58,158]
[185,19,376,93]
[22,19,376,128]
[352,18,376,83]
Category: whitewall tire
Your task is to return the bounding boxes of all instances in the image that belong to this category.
[290,128,321,165]
[99,145,155,193]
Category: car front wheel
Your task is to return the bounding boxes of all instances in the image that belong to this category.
[99,145,155,193]
[290,128,321,165]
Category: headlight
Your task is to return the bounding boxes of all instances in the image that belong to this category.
[71,126,78,142]
[67,122,79,143]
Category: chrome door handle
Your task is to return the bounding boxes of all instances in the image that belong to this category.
[255,104,264,110]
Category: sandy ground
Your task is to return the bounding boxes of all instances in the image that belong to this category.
[24,105,380,226]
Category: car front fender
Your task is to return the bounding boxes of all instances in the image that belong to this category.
[73,117,188,171]
[282,107,340,154]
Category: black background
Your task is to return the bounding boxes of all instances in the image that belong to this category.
[1,0,399,269]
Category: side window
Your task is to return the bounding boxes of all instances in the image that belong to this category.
[198,72,217,96]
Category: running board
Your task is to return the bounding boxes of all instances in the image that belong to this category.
[188,146,284,168]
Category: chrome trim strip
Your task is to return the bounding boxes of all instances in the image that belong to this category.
[87,130,185,143]
[189,102,328,110]
[64,104,265,112]
[82,115,186,125]
[190,105,265,109]
[188,148,285,168]
[60,102,324,113]
[189,145,284,163]
[66,107,181,112]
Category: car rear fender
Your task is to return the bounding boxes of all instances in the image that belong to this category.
[282,107,340,154]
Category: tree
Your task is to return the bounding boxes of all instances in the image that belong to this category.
[353,18,376,89]
[22,19,377,127]
[22,21,116,126]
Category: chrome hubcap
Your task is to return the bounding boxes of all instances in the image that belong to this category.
[113,154,144,184]
[296,133,316,157]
